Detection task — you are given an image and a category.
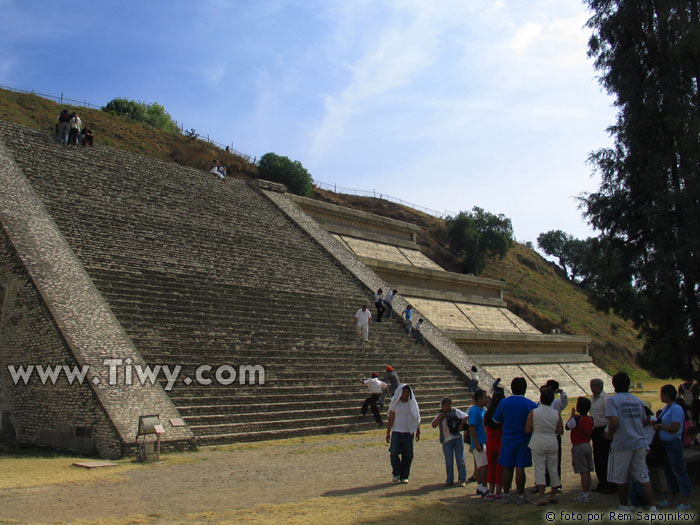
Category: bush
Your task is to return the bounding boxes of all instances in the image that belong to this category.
[256,153,313,196]
[102,98,179,133]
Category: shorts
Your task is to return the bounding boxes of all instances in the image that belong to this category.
[572,442,594,474]
[498,438,532,468]
[473,444,488,468]
[607,447,649,484]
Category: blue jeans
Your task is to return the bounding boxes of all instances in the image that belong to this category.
[390,432,414,480]
[384,301,393,319]
[442,437,466,483]
[661,438,693,498]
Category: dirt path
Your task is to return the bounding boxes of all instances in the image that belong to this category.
[0,425,696,525]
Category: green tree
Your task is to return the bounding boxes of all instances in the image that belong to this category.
[102,98,178,133]
[537,230,591,282]
[446,207,514,275]
[257,153,313,196]
[584,0,700,377]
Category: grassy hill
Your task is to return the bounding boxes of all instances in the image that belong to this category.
[0,88,257,177]
[0,87,645,376]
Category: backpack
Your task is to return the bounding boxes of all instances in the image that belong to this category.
[446,411,464,434]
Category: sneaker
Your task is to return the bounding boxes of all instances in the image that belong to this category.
[658,500,674,508]
[502,493,511,504]
[400,479,409,484]
[574,494,592,503]
[648,506,659,515]
[516,495,529,505]
[531,487,540,494]
[392,475,400,483]
[617,505,631,512]
[444,482,454,487]
[484,493,496,501]
[458,481,467,487]
[476,488,488,497]
[676,504,692,511]
[494,494,503,500]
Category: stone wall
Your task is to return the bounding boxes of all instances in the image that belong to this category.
[0,230,121,457]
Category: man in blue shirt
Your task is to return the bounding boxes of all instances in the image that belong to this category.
[468,389,489,496]
[492,377,537,504]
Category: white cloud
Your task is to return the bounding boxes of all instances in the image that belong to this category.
[509,23,542,53]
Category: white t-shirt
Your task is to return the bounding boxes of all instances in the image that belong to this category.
[374,293,383,303]
[552,391,568,413]
[471,371,479,382]
[392,400,412,433]
[416,322,423,333]
[384,291,394,303]
[355,309,371,325]
[364,378,387,394]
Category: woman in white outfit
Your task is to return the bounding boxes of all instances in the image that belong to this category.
[526,387,563,505]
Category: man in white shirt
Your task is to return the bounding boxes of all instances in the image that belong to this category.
[386,384,421,483]
[431,397,468,486]
[354,304,372,342]
[362,372,389,427]
[589,378,613,493]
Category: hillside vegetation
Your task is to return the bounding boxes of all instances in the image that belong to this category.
[0,87,643,374]
[0,88,256,177]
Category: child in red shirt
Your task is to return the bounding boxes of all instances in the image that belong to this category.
[566,397,595,502]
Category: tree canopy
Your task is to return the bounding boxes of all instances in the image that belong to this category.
[256,153,313,196]
[584,0,700,377]
[102,98,179,133]
[446,207,514,275]
[537,230,590,282]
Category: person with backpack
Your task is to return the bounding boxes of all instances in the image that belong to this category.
[57,109,71,145]
[654,384,693,511]
[431,397,468,486]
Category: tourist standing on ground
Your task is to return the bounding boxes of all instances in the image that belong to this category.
[605,372,658,513]
[374,288,386,322]
[68,112,82,146]
[379,366,400,408]
[566,397,595,503]
[384,289,397,319]
[431,397,467,486]
[654,384,693,511]
[492,377,537,505]
[469,389,489,497]
[57,109,71,144]
[484,390,505,500]
[354,304,372,342]
[361,372,389,427]
[493,377,537,505]
[526,387,562,505]
[546,379,567,490]
[589,378,613,494]
[386,384,421,483]
[401,304,413,335]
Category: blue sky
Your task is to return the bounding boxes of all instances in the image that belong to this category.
[0,0,615,245]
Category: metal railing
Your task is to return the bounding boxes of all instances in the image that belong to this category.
[0,83,255,163]
[315,180,457,219]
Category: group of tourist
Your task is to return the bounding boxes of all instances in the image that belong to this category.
[56,109,93,146]
[361,370,695,512]
[353,291,425,345]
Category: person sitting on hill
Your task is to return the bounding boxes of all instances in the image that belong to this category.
[80,125,94,147]
[209,159,224,180]
[217,161,227,178]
